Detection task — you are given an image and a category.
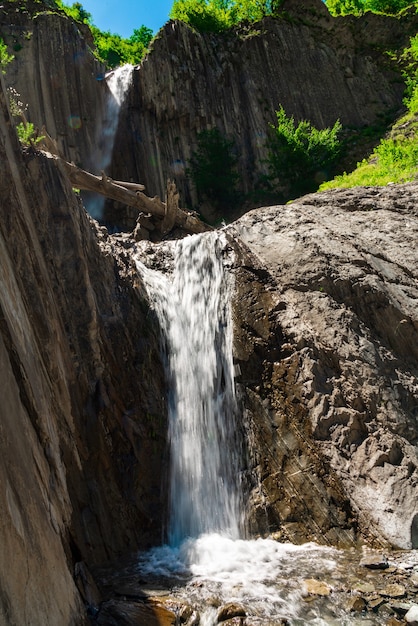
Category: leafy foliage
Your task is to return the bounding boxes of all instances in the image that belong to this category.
[188,128,240,211]
[55,1,153,68]
[0,38,14,74]
[266,106,342,196]
[16,121,45,146]
[170,0,282,33]
[324,0,416,16]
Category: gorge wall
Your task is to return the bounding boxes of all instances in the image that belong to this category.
[0,0,107,168]
[0,72,169,623]
[228,184,418,550]
[110,0,417,220]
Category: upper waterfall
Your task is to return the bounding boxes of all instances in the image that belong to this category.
[87,64,134,221]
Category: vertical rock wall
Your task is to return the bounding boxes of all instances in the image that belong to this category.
[0,70,168,623]
[1,3,107,168]
[110,1,413,217]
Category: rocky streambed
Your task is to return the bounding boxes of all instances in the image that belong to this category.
[92,542,418,625]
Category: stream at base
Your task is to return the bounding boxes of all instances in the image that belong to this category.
[132,537,418,625]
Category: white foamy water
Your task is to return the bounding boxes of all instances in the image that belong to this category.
[136,232,242,546]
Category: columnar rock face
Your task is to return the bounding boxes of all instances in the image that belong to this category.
[0,0,107,168]
[110,0,414,215]
[0,73,167,624]
[229,184,418,549]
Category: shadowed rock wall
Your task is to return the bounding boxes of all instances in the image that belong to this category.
[0,71,167,623]
[0,0,107,168]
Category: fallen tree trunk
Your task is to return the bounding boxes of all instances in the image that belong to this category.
[43,151,212,235]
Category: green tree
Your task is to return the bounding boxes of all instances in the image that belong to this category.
[188,128,240,212]
[267,105,342,196]
[56,2,152,67]
[129,26,153,47]
[170,0,282,32]
[0,38,14,74]
[325,0,415,15]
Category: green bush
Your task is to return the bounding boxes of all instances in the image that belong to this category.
[170,0,282,33]
[267,105,342,196]
[325,0,415,16]
[56,1,153,68]
[188,128,240,211]
[16,121,45,146]
[0,38,14,74]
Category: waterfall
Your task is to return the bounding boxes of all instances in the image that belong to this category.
[134,233,378,626]
[136,232,242,546]
[87,64,133,221]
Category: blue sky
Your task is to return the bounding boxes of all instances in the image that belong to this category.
[79,0,173,37]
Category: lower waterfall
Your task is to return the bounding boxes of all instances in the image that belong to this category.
[134,232,392,626]
[137,232,242,546]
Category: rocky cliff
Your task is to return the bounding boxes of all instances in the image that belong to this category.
[0,71,169,623]
[0,0,107,168]
[110,0,416,221]
[229,184,418,550]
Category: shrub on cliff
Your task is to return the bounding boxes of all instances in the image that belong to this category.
[325,0,416,15]
[0,38,14,74]
[170,0,283,32]
[267,106,342,197]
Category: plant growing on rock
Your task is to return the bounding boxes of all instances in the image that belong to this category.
[325,0,415,15]
[170,0,284,33]
[0,38,14,74]
[266,105,342,197]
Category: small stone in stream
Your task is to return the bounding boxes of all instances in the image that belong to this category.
[410,573,418,587]
[386,618,405,626]
[368,595,385,610]
[217,602,246,622]
[406,605,418,625]
[303,579,332,596]
[360,553,389,569]
[346,596,367,612]
[380,584,406,598]
[353,581,376,594]
[391,602,413,616]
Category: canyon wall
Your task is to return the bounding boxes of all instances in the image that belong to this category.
[229,184,418,550]
[0,72,168,623]
[110,0,416,220]
[0,0,107,168]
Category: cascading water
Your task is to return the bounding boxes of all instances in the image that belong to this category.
[86,64,133,221]
[134,232,398,625]
[136,232,242,546]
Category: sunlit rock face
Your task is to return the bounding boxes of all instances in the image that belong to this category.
[228,184,418,549]
[0,75,167,623]
[110,0,415,218]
